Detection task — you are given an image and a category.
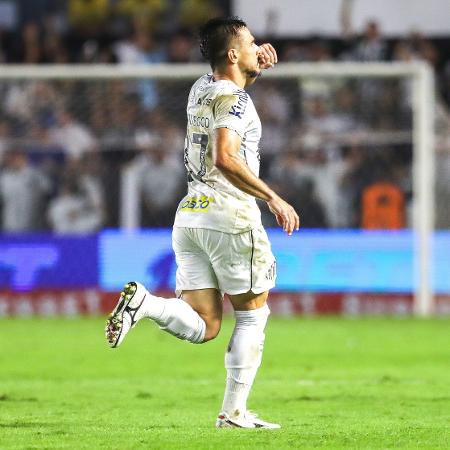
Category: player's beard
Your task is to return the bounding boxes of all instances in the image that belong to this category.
[244,68,261,79]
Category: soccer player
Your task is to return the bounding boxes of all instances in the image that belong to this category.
[105,16,300,429]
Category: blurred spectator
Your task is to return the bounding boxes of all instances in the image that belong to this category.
[339,146,367,227]
[167,30,197,63]
[20,22,44,64]
[0,1,17,31]
[47,178,97,233]
[340,0,388,125]
[49,109,97,161]
[252,82,290,126]
[361,179,406,230]
[0,31,7,63]
[296,178,328,228]
[42,14,69,63]
[0,150,52,232]
[114,23,165,65]
[26,121,63,157]
[267,150,328,228]
[307,39,332,62]
[436,150,450,229]
[251,81,291,155]
[157,121,185,155]
[334,86,358,124]
[47,157,105,234]
[299,95,359,160]
[340,148,409,228]
[393,31,441,124]
[393,31,439,67]
[3,80,61,126]
[268,150,310,193]
[104,91,143,149]
[0,119,11,162]
[128,131,184,227]
[280,42,308,62]
[297,39,335,102]
[80,39,116,63]
[435,97,450,229]
[158,31,198,123]
[340,0,387,62]
[114,20,167,110]
[442,64,450,110]
[347,20,386,62]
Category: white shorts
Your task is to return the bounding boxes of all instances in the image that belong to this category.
[172,226,276,297]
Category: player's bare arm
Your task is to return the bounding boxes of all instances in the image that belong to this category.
[213,127,300,235]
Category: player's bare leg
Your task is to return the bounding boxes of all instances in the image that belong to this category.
[216,290,280,429]
[182,289,223,342]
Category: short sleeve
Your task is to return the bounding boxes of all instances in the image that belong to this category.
[212,90,250,138]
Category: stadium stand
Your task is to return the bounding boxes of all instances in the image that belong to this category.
[0,0,449,231]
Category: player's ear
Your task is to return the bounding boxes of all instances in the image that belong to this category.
[228,48,239,64]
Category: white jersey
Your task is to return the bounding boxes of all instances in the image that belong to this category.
[174,74,262,234]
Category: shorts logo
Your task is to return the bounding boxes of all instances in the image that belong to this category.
[180,196,214,212]
[265,261,276,281]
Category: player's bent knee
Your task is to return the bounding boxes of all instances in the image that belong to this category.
[202,319,221,342]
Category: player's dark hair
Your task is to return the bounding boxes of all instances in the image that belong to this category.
[199,16,247,70]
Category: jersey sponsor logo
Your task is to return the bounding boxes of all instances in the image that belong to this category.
[187,113,210,128]
[180,196,214,212]
[197,97,212,106]
[229,90,249,118]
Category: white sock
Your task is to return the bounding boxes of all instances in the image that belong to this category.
[142,294,206,344]
[221,304,270,418]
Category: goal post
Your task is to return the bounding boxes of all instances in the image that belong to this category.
[412,63,436,316]
[0,62,436,315]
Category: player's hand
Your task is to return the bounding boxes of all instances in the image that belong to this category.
[267,196,300,236]
[257,43,278,69]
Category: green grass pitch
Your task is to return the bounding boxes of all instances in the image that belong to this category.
[0,316,449,449]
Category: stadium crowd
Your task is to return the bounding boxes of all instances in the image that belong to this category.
[1,0,450,232]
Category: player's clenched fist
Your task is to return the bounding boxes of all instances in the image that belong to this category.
[257,43,278,69]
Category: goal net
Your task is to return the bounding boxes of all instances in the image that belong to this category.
[0,62,443,315]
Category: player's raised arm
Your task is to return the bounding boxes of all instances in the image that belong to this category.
[213,127,300,235]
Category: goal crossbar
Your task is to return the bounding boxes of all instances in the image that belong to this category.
[0,61,429,79]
